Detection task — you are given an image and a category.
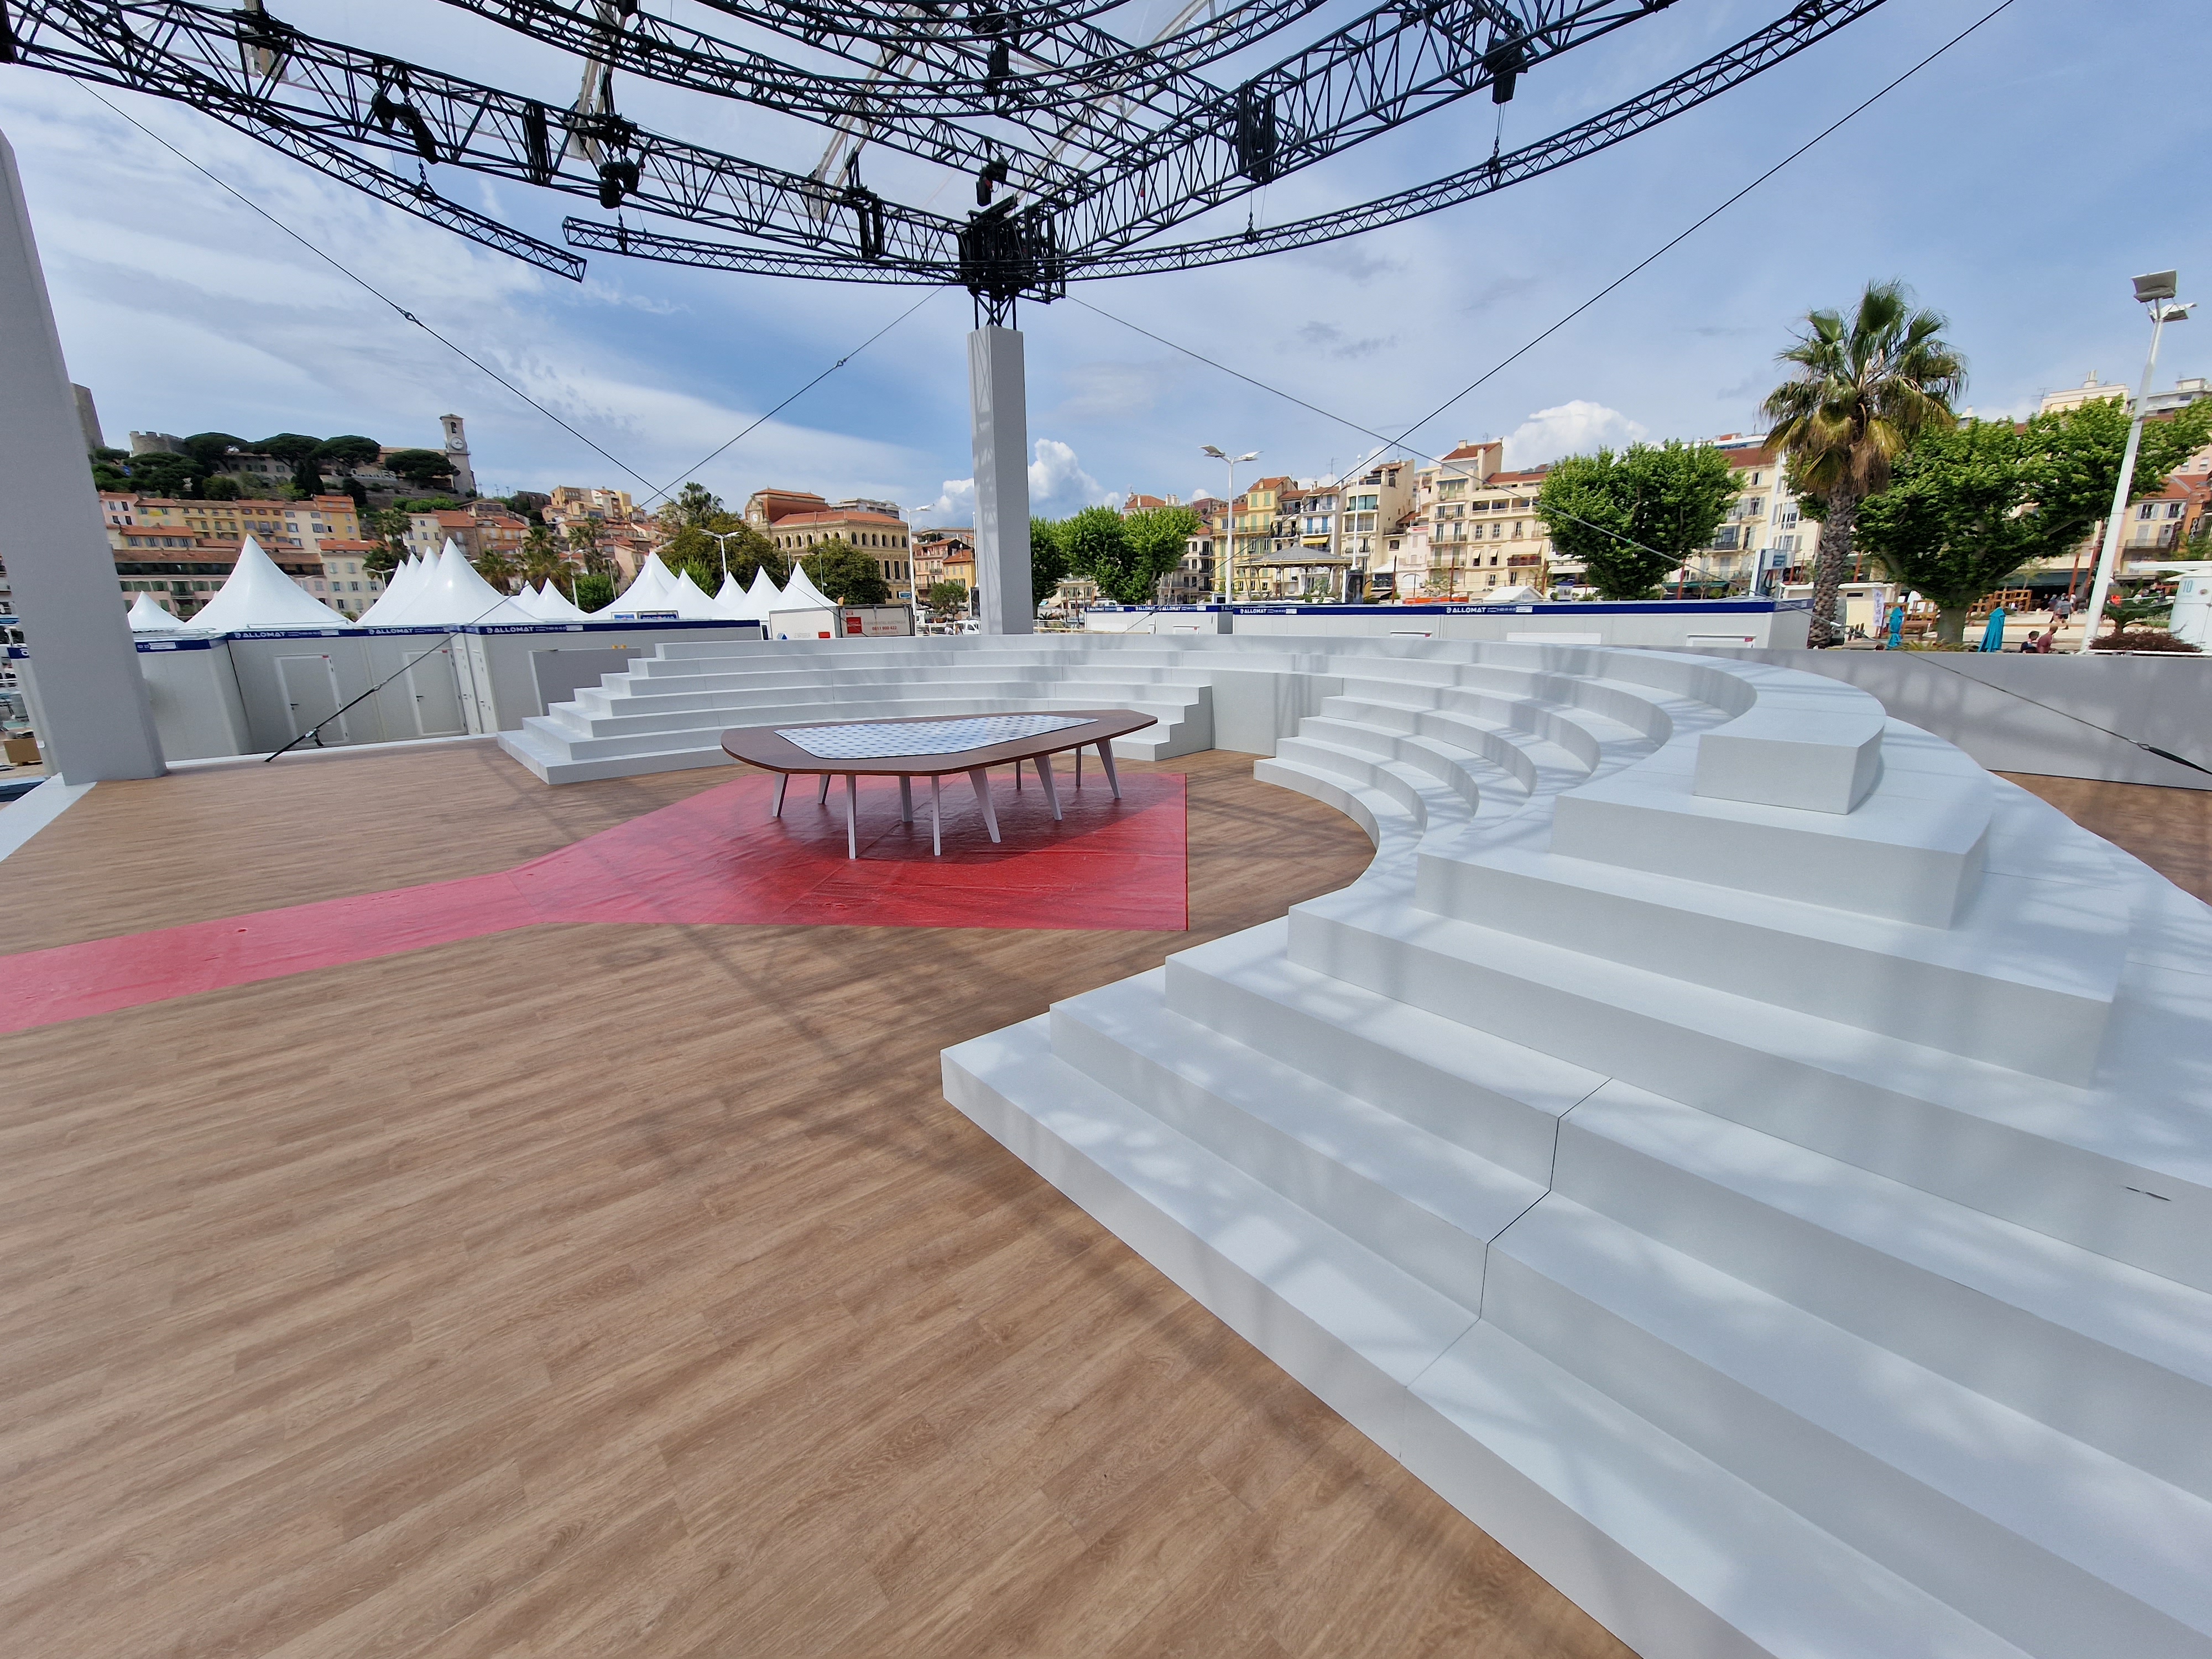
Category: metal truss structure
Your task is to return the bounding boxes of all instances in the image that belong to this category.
[1,0,1890,320]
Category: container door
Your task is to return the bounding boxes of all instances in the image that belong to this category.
[274,654,347,743]
[400,643,467,736]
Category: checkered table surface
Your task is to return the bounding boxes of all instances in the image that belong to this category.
[775,714,1093,761]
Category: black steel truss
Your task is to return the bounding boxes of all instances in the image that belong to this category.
[0,0,1890,307]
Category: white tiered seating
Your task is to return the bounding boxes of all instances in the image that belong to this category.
[942,639,2212,1659]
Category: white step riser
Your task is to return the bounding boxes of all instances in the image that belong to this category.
[1287,903,2212,1292]
[1553,1103,2212,1503]
[1417,851,2110,1083]
[1297,718,1504,809]
[1250,759,1391,851]
[1484,1209,2212,1659]
[947,1026,2036,1659]
[1161,946,1580,1183]
[1046,1005,1504,1310]
[1273,740,1464,832]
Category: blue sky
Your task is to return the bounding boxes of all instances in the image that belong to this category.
[3,0,2205,524]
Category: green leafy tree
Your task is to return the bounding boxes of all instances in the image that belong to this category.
[396,496,461,513]
[91,458,131,492]
[313,434,382,469]
[384,448,457,490]
[342,477,371,513]
[1853,420,2052,644]
[663,481,726,531]
[926,579,969,617]
[290,452,326,497]
[1536,441,1738,599]
[800,538,891,606]
[505,491,551,522]
[1123,504,1203,603]
[662,520,780,593]
[201,474,241,500]
[572,571,617,612]
[1029,517,1071,606]
[1762,280,1966,644]
[2020,395,2212,578]
[254,432,322,463]
[180,432,246,469]
[1060,505,1134,599]
[122,450,207,499]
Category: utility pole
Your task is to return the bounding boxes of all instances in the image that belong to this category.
[2078,270,2194,654]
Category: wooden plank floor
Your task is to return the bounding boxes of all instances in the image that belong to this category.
[1998,772,2212,903]
[0,745,1629,1659]
[6,751,2204,1659]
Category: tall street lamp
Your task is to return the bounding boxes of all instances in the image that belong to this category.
[1202,446,1258,599]
[701,528,748,581]
[2078,270,2194,654]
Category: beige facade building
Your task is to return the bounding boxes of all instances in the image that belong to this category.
[761,499,915,604]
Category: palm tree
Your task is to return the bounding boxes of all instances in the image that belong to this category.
[520,522,573,596]
[1763,280,1965,644]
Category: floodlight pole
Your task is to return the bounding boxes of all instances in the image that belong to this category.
[2078,274,2190,654]
[0,129,165,782]
[969,325,1032,635]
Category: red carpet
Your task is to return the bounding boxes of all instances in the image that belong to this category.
[0,769,1186,1035]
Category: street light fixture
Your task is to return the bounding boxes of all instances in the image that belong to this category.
[2079,271,2194,653]
[701,528,747,581]
[1202,446,1258,599]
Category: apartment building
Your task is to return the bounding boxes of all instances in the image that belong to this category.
[101,492,327,619]
[761,501,915,604]
[1399,441,1504,598]
[1227,477,1285,599]
[914,528,973,591]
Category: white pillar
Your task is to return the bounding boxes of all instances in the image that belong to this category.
[968,325,1032,635]
[0,130,164,781]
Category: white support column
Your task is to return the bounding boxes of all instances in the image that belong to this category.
[0,130,164,782]
[968,325,1032,635]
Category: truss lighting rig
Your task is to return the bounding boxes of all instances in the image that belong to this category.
[0,0,1890,322]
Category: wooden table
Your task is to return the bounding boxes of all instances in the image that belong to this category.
[721,709,1159,858]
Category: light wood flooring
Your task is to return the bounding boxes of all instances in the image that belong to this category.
[0,745,1625,1659]
[5,748,2204,1658]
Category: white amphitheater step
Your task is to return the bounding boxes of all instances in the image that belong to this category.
[1485,1194,2212,1659]
[1557,1081,2212,1504]
[1163,917,1600,1181]
[945,1018,2037,1659]
[1047,970,1543,1308]
[1407,1325,2037,1659]
[941,1014,1478,1421]
[1293,714,1527,813]
[1271,735,1474,835]
[1286,891,2212,1290]
[1411,804,2127,1083]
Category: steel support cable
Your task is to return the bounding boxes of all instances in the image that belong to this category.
[4,0,973,265]
[554,0,1883,289]
[79,82,943,533]
[1056,0,2023,558]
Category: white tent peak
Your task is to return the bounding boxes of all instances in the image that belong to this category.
[530,581,592,623]
[377,538,536,628]
[669,568,727,620]
[127,592,189,632]
[780,562,837,612]
[743,567,785,613]
[189,535,357,633]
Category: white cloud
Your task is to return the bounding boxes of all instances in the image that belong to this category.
[1504,400,1648,468]
[922,438,1114,523]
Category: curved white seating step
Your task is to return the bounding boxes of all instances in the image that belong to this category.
[940,637,2212,1659]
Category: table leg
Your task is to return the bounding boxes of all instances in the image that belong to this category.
[967,768,1000,843]
[1035,753,1062,821]
[1098,740,1122,800]
[1074,745,1083,787]
[817,773,831,806]
[844,773,858,859]
[899,775,913,824]
[772,773,787,818]
[930,774,942,857]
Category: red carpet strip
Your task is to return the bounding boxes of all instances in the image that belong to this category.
[0,769,1186,1034]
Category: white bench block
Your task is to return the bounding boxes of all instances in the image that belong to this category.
[1694,706,1885,814]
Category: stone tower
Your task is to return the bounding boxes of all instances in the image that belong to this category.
[439,413,476,497]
